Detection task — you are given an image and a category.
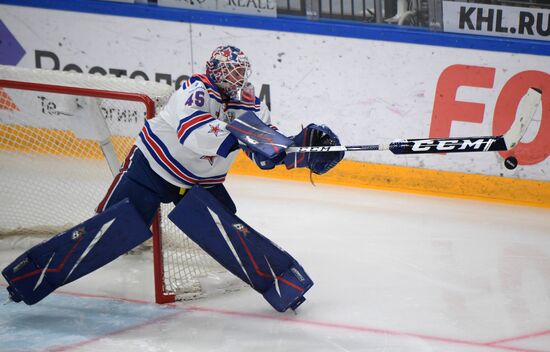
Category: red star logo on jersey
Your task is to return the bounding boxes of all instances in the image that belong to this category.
[201,155,216,166]
[208,123,222,137]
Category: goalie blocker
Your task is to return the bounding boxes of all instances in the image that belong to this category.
[169,186,313,312]
[2,199,152,305]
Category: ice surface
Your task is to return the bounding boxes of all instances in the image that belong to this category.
[1,175,549,352]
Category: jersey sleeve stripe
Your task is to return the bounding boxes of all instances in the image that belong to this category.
[177,112,215,140]
[139,122,226,185]
[176,110,205,131]
[178,117,216,144]
[179,117,216,144]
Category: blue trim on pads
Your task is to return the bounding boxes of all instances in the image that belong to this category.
[1,0,549,56]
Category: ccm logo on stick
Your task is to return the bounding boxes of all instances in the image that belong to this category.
[411,138,496,152]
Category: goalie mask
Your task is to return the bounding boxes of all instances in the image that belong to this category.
[206,45,251,99]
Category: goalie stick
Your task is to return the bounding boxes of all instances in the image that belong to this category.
[286,88,542,155]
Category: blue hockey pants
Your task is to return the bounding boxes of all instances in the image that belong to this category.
[96,146,236,226]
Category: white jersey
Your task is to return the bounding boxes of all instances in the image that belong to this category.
[135,74,270,189]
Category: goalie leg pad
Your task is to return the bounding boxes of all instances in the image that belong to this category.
[205,184,237,215]
[2,199,152,305]
[168,186,313,312]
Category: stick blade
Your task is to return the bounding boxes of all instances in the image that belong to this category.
[503,87,542,150]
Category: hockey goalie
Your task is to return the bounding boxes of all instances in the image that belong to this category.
[2,45,345,312]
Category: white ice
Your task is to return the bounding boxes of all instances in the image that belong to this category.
[1,175,549,352]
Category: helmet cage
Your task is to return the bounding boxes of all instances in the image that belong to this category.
[206,46,251,98]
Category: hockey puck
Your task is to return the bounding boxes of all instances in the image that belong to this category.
[504,156,518,170]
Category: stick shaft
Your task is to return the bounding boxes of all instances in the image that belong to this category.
[286,88,541,155]
[286,136,506,154]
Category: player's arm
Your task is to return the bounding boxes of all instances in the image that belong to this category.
[242,99,284,169]
[228,111,344,175]
[239,128,285,170]
[227,89,287,169]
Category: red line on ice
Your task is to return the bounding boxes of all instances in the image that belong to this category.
[46,311,185,352]
[1,285,547,352]
[484,330,550,346]
[186,306,547,352]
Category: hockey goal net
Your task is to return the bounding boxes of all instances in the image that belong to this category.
[0,65,236,303]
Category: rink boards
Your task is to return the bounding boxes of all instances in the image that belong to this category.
[0,0,548,207]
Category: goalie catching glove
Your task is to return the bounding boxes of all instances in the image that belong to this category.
[284,124,345,175]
